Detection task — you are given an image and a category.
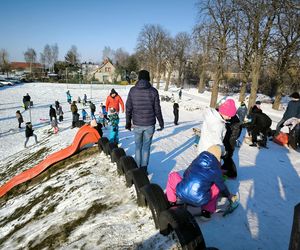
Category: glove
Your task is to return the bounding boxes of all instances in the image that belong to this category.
[229,194,238,204]
[157,127,163,131]
[125,123,131,131]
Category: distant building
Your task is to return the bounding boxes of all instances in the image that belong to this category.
[91,58,121,83]
[10,62,43,75]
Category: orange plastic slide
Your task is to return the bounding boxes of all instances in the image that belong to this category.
[0,124,100,198]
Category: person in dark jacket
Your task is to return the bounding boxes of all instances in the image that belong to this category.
[275,92,300,135]
[24,122,38,148]
[49,105,57,122]
[173,102,179,125]
[23,93,31,110]
[89,101,96,119]
[55,100,60,111]
[247,105,272,147]
[166,145,237,219]
[125,70,164,173]
[16,110,24,128]
[222,114,242,178]
[70,101,79,128]
[237,102,248,123]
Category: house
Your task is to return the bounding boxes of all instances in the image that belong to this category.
[91,58,120,83]
[10,62,43,75]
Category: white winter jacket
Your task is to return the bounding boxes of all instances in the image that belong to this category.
[197,108,227,155]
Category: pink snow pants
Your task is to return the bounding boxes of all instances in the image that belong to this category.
[165,171,220,213]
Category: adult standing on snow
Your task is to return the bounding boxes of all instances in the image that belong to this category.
[197,98,237,155]
[89,101,96,119]
[178,88,182,100]
[105,88,124,113]
[70,101,79,128]
[23,93,31,110]
[49,105,57,122]
[125,70,164,174]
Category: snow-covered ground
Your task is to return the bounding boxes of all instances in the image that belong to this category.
[0,82,299,249]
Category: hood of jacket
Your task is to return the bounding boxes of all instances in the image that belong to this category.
[135,79,151,89]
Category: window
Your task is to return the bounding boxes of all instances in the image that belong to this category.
[105,67,111,72]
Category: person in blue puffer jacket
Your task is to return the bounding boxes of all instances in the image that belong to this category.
[166,145,236,219]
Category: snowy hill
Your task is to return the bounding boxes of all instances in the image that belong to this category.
[0,82,299,249]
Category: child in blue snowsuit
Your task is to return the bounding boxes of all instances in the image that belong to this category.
[82,109,87,121]
[108,108,119,144]
[66,90,72,104]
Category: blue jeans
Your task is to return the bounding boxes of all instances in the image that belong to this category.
[134,125,155,167]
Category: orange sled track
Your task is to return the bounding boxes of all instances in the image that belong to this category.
[0,124,100,198]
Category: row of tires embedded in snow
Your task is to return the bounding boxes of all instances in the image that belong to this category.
[98,137,216,250]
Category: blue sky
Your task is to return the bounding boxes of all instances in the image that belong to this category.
[1,0,198,63]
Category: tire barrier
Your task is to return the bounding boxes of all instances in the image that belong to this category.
[106,145,209,249]
[111,148,126,164]
[159,206,207,249]
[140,183,170,229]
[128,168,150,206]
[105,142,118,156]
[98,137,109,153]
[289,202,300,250]
[118,155,137,176]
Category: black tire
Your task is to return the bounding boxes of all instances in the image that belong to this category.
[130,168,150,206]
[141,183,170,229]
[98,137,109,153]
[111,147,126,164]
[122,156,138,183]
[159,206,206,250]
[120,156,137,179]
[104,142,118,156]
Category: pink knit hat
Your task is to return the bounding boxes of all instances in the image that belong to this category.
[218,99,237,117]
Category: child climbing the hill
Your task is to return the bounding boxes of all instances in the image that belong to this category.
[16,110,24,129]
[165,145,238,219]
[108,108,119,144]
[24,122,38,148]
[97,111,106,128]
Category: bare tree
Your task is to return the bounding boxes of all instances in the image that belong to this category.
[193,23,214,93]
[197,0,234,108]
[24,48,37,74]
[0,49,10,77]
[51,44,59,72]
[174,32,191,88]
[236,0,278,109]
[114,48,130,80]
[42,44,52,72]
[136,24,170,89]
[270,1,300,110]
[164,37,177,91]
[102,46,115,62]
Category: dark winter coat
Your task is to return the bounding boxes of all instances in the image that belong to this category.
[90,103,96,112]
[223,115,242,157]
[282,100,300,121]
[126,79,164,128]
[71,103,78,114]
[176,151,230,207]
[25,124,34,137]
[16,112,24,123]
[49,106,56,118]
[248,106,272,130]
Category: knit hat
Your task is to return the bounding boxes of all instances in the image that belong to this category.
[289,92,300,99]
[218,99,237,117]
[110,88,117,95]
[207,145,221,162]
[138,70,150,81]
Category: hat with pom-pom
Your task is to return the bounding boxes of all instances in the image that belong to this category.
[218,99,237,117]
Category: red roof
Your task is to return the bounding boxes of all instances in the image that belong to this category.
[10,62,43,70]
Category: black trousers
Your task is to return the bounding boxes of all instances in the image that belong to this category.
[174,110,179,125]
